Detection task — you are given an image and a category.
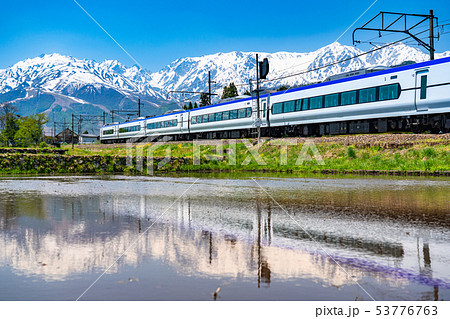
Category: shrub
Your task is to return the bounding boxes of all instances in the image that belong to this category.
[347,147,356,159]
[40,141,48,148]
[422,148,437,158]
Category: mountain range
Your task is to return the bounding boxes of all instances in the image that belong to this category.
[1,42,449,134]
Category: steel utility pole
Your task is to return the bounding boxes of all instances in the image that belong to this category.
[168,72,216,106]
[208,72,212,105]
[71,114,74,150]
[138,99,142,117]
[429,10,435,60]
[208,71,216,105]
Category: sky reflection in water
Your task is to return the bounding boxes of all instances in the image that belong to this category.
[0,176,449,300]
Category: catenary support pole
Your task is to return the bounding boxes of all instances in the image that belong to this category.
[429,9,435,61]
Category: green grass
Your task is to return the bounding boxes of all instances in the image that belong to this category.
[1,138,448,175]
[62,138,450,173]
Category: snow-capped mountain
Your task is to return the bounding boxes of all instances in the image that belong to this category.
[149,42,450,100]
[1,42,449,133]
[0,53,163,97]
[0,54,174,133]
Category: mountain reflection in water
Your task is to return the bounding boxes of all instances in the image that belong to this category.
[0,176,448,300]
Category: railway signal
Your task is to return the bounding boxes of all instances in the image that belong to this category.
[255,54,270,143]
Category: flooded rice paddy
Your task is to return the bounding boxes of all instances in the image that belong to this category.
[0,175,449,300]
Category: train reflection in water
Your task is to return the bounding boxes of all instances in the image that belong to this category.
[0,176,448,300]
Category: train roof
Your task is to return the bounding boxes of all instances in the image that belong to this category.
[271,56,450,98]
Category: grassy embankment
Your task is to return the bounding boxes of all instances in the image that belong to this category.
[69,135,449,174]
[0,135,449,175]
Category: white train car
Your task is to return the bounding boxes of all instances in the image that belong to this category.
[100,118,146,143]
[267,57,450,135]
[188,96,266,139]
[100,56,450,143]
[144,112,185,139]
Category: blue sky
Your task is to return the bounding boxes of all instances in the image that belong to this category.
[1,0,450,71]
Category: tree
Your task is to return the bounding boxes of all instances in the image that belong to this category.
[0,102,20,147]
[188,101,193,110]
[14,113,49,147]
[277,85,289,92]
[182,104,188,110]
[199,93,210,107]
[221,83,238,99]
[243,90,251,96]
[194,102,198,109]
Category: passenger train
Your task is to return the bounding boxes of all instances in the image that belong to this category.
[100,56,450,143]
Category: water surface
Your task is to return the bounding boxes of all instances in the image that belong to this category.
[0,175,449,300]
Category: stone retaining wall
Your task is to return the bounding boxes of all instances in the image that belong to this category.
[0,148,67,155]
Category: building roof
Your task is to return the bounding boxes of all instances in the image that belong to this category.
[55,128,78,138]
[79,134,98,138]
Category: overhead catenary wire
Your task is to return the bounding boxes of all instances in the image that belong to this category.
[184,20,450,97]
[242,17,449,86]
[260,28,433,84]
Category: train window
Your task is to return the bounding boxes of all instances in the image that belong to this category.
[191,117,197,124]
[203,114,209,123]
[197,116,202,124]
[420,76,427,99]
[230,110,238,119]
[120,125,140,133]
[238,108,246,118]
[247,107,252,117]
[284,100,295,113]
[209,113,215,122]
[379,84,399,101]
[173,119,177,126]
[103,129,114,135]
[324,94,339,108]
[302,99,309,111]
[262,103,266,118]
[341,91,357,106]
[214,112,221,121]
[272,103,283,114]
[156,122,161,129]
[359,87,376,103]
[223,111,230,120]
[309,96,323,109]
[295,100,302,112]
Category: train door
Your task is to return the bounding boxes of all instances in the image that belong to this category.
[252,98,267,127]
[260,98,268,126]
[178,113,184,133]
[180,112,189,134]
[415,69,429,112]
